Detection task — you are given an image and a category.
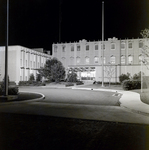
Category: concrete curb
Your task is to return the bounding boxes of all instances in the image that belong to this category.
[0,91,45,105]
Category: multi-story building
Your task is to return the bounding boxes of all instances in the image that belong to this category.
[52,37,149,82]
[0,45,51,84]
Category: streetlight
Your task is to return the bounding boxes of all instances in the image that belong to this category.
[4,0,9,97]
[101,1,104,87]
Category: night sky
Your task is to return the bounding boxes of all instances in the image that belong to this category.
[0,0,149,53]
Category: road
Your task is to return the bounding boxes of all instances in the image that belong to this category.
[0,86,149,124]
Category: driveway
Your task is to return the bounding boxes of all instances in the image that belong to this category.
[0,86,149,124]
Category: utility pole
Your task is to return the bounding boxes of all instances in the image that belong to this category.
[4,0,9,96]
[59,0,62,43]
[101,1,104,87]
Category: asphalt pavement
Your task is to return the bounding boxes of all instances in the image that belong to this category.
[0,83,149,124]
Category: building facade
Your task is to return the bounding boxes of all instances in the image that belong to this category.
[0,45,51,84]
[52,37,149,82]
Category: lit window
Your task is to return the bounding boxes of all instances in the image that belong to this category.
[94,56,99,63]
[76,57,80,64]
[128,42,132,49]
[110,56,115,64]
[121,55,125,64]
[128,55,133,64]
[85,56,90,64]
[71,45,74,51]
[95,45,98,50]
[111,43,115,50]
[139,41,143,48]
[77,45,80,51]
[86,45,89,51]
[121,43,125,49]
[62,45,65,52]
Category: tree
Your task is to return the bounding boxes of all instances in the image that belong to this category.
[38,58,65,82]
[104,63,115,87]
[51,61,65,82]
[29,73,35,81]
[36,73,42,82]
[140,28,149,70]
[66,69,77,82]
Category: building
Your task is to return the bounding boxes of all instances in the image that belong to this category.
[52,37,149,83]
[0,45,51,84]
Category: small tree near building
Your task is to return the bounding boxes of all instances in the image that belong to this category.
[104,63,115,87]
[38,58,65,82]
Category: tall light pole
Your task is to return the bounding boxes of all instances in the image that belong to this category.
[101,1,104,87]
[4,0,9,96]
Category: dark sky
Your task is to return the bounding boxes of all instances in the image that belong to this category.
[0,0,149,53]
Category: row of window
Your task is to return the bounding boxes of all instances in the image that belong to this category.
[62,55,142,65]
[20,59,44,68]
[54,41,144,52]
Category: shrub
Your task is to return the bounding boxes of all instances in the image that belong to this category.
[119,73,130,83]
[132,71,141,80]
[29,73,35,81]
[122,80,141,90]
[67,71,77,82]
[36,73,42,82]
[65,83,74,87]
[8,86,19,95]
[76,81,84,85]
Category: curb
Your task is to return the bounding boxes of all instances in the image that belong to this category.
[0,91,45,105]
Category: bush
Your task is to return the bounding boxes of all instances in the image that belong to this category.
[122,80,141,90]
[65,83,74,87]
[67,71,77,82]
[0,86,19,95]
[18,81,46,86]
[76,81,84,85]
[29,73,35,81]
[119,73,130,83]
[132,71,141,80]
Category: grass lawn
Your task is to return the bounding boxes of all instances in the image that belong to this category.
[0,113,149,150]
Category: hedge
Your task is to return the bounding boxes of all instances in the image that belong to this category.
[0,86,19,95]
[122,80,141,90]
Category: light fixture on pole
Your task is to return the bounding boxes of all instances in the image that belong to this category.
[4,0,9,97]
[101,1,104,87]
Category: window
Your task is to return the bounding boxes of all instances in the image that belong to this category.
[128,55,133,64]
[139,41,143,48]
[101,57,106,64]
[70,57,74,65]
[101,44,105,50]
[26,60,27,67]
[121,43,125,49]
[76,57,80,64]
[62,45,65,52]
[77,45,80,51]
[54,45,57,52]
[128,42,133,49]
[111,43,115,50]
[94,56,99,63]
[20,59,22,66]
[85,56,90,64]
[110,56,115,64]
[86,45,89,51]
[71,45,74,51]
[139,54,142,64]
[121,55,125,64]
[95,45,98,50]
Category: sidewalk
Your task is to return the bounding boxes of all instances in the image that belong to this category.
[72,83,149,116]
